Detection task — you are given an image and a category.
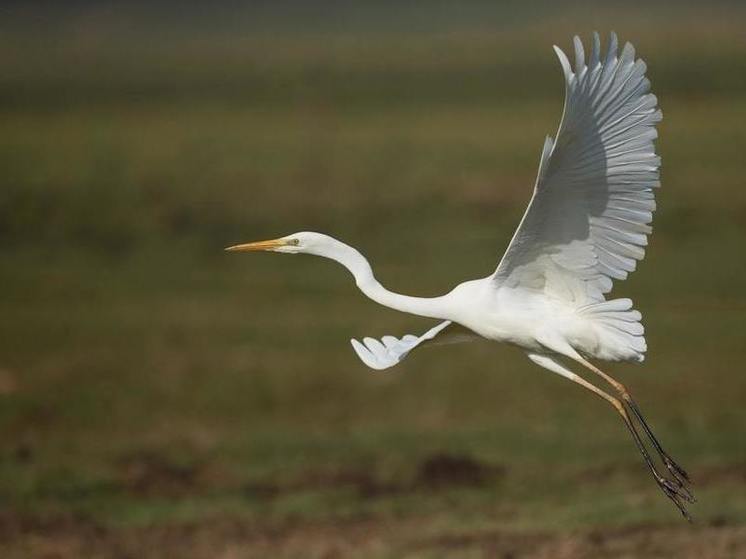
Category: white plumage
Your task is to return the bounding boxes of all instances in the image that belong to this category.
[354,31,658,368]
[351,320,477,370]
[228,33,695,520]
[497,33,660,302]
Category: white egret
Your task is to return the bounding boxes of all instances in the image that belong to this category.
[227,33,694,519]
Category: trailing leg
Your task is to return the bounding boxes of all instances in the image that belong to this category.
[527,353,693,521]
[575,356,692,492]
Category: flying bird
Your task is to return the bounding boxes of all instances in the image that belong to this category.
[227,33,695,519]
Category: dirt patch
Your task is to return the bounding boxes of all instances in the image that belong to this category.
[243,452,504,501]
[412,523,746,559]
[696,462,746,486]
[0,368,18,395]
[414,452,503,489]
[422,529,554,557]
[117,451,219,498]
[243,466,400,500]
[0,512,108,558]
[1,512,745,559]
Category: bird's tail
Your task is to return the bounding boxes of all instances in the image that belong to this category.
[577,298,647,362]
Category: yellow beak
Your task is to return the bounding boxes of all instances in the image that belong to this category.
[225,238,288,252]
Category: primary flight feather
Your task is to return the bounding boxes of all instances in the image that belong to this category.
[227,33,694,520]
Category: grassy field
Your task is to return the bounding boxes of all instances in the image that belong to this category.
[1,3,746,557]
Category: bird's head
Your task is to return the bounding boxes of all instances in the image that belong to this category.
[225,231,338,257]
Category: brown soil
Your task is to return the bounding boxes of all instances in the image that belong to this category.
[242,452,505,501]
[1,512,744,559]
[3,453,744,558]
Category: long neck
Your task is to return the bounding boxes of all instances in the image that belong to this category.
[316,239,451,320]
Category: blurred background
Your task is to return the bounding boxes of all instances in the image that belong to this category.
[1,1,745,557]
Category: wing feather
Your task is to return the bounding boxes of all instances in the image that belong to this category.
[493,32,661,303]
[350,321,477,371]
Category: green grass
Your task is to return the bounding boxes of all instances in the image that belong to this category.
[1,4,746,556]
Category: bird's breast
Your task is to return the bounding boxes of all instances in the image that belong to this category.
[456,288,561,352]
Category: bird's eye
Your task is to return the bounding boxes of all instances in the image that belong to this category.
[288,238,300,246]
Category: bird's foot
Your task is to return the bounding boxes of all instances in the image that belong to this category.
[656,473,695,504]
[622,397,695,502]
[669,474,695,504]
[662,454,692,489]
[657,475,693,522]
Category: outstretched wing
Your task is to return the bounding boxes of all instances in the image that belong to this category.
[493,32,661,303]
[351,321,477,371]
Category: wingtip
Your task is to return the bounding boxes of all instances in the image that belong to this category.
[621,40,636,64]
[553,45,572,81]
[350,338,392,371]
[350,337,365,357]
[609,31,619,52]
[590,31,601,68]
[573,34,586,74]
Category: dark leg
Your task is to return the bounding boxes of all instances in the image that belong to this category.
[624,397,691,487]
[563,370,694,520]
[576,357,694,497]
[618,405,693,520]
[527,353,694,520]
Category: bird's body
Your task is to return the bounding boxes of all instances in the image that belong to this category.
[451,280,551,349]
[439,281,600,357]
[228,32,695,520]
[460,283,645,363]
[293,232,647,368]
